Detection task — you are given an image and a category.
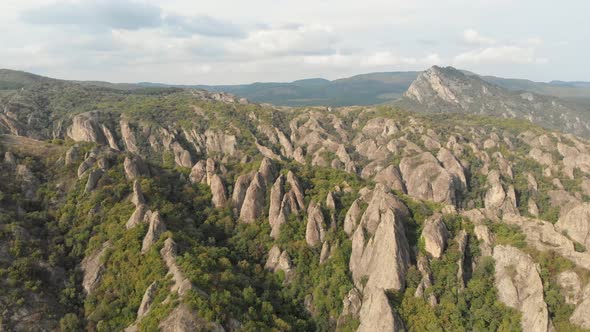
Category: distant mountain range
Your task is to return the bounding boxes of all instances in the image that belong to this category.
[2,68,590,108]
[138,71,590,108]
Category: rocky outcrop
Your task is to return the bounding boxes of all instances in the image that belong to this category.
[232,172,254,214]
[141,211,166,253]
[239,172,265,223]
[374,165,406,193]
[484,170,518,216]
[420,213,449,258]
[399,152,457,205]
[120,119,139,153]
[126,204,148,229]
[305,202,326,247]
[65,145,80,166]
[357,288,404,332]
[205,129,237,156]
[258,157,276,187]
[456,230,468,290]
[337,288,362,327]
[265,245,294,281]
[570,283,590,329]
[15,164,39,199]
[493,245,552,332]
[286,171,305,211]
[555,203,590,249]
[473,224,494,256]
[344,199,362,237]
[81,241,111,294]
[124,155,148,180]
[159,304,224,332]
[130,179,145,207]
[190,160,207,184]
[137,281,158,318]
[84,169,103,194]
[160,238,193,296]
[415,255,437,306]
[268,175,284,229]
[437,147,467,190]
[209,174,228,208]
[319,241,331,264]
[350,186,410,292]
[67,112,107,145]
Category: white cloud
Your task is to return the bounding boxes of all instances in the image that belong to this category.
[463,29,496,45]
[303,53,357,67]
[453,46,544,65]
[228,24,337,58]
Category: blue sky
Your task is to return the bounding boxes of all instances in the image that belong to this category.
[1,0,588,84]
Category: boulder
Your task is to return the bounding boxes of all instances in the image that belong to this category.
[319,241,331,264]
[437,147,467,190]
[265,245,294,281]
[556,271,582,305]
[124,156,148,180]
[570,284,590,329]
[130,179,145,207]
[493,245,552,332]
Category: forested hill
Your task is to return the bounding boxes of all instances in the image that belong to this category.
[0,68,590,331]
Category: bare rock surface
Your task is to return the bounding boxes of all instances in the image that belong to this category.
[493,245,552,332]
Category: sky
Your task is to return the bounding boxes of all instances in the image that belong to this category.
[1,0,589,85]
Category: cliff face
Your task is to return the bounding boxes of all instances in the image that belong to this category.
[2,72,590,331]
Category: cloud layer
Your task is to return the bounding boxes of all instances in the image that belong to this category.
[1,0,586,84]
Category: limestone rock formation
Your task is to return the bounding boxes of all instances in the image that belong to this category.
[209,174,228,208]
[141,212,166,254]
[66,112,107,145]
[305,201,326,247]
[555,203,590,249]
[239,172,265,223]
[130,179,145,207]
[399,152,457,205]
[232,172,254,214]
[344,199,362,237]
[189,160,207,184]
[358,288,404,332]
[374,165,406,193]
[493,245,552,332]
[81,241,111,294]
[420,213,449,258]
[160,238,193,296]
[484,170,518,216]
[265,245,294,281]
[83,169,103,194]
[350,187,410,292]
[286,171,305,210]
[159,304,224,332]
[268,175,284,229]
[137,281,158,318]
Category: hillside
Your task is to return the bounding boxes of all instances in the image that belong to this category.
[396,66,590,138]
[1,70,590,331]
